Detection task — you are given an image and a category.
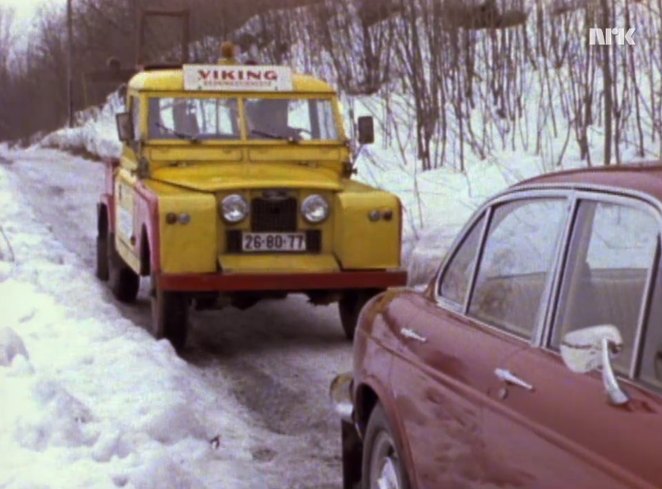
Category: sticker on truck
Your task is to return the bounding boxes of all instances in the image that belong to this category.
[183,65,294,92]
[118,206,133,240]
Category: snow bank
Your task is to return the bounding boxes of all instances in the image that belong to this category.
[39,92,123,160]
[0,167,262,489]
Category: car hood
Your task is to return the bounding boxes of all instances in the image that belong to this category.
[152,163,342,192]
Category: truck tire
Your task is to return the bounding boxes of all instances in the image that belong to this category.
[107,233,140,303]
[339,290,380,341]
[151,274,189,352]
[96,234,109,281]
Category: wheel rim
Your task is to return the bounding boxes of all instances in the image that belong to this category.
[369,431,402,489]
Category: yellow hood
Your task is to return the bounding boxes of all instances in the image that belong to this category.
[152,163,342,192]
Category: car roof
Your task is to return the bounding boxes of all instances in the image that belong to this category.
[514,162,662,202]
[128,68,335,94]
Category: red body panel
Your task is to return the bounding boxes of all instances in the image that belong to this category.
[486,348,662,489]
[157,269,407,292]
[353,287,662,489]
[100,158,119,233]
[99,159,160,275]
[133,181,160,273]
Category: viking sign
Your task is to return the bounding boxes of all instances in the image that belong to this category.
[183,65,294,92]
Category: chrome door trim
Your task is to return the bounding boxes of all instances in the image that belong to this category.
[515,183,662,217]
[434,188,577,304]
[462,206,493,316]
[536,192,579,349]
[630,239,661,377]
[534,193,579,348]
[538,190,662,381]
[435,189,574,345]
[433,183,662,377]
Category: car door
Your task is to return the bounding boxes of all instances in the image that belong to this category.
[390,195,570,489]
[484,195,662,489]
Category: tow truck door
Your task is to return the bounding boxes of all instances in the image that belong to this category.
[113,94,141,271]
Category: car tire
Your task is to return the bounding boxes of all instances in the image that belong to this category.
[151,273,189,352]
[361,403,410,489]
[96,234,109,281]
[107,233,139,303]
[339,290,379,341]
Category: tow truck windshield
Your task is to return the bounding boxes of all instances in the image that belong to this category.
[147,96,339,142]
[245,98,338,141]
[149,97,240,140]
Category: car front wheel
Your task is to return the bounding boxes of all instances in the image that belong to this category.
[362,403,410,489]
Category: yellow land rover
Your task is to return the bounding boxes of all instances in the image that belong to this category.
[96,52,406,351]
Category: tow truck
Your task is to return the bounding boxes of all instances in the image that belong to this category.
[96,43,406,350]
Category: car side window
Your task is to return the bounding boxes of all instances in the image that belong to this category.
[438,214,486,307]
[468,199,567,338]
[639,250,662,391]
[550,201,658,373]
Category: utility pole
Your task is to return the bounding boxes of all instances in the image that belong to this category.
[67,0,74,128]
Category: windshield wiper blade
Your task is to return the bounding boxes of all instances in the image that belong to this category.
[250,128,300,143]
[156,122,199,143]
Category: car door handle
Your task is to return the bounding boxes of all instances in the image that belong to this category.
[400,328,427,343]
[494,368,534,391]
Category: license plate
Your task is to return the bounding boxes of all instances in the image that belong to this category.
[242,232,306,252]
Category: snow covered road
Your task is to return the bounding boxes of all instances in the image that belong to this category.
[0,148,350,489]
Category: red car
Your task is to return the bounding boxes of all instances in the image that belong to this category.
[331,165,662,489]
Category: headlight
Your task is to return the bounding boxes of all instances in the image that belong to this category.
[301,194,329,223]
[221,194,249,223]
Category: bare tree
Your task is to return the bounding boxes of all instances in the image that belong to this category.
[0,6,13,72]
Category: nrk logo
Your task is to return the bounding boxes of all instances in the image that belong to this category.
[589,27,636,46]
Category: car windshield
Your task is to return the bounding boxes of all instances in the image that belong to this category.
[245,98,338,141]
[148,97,240,140]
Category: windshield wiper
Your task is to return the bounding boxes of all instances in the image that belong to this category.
[250,128,300,143]
[156,122,199,143]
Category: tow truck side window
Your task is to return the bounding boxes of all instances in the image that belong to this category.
[130,96,140,141]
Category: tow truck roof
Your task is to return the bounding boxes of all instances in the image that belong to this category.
[128,68,335,94]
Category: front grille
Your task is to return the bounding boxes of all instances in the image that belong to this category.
[226,230,321,253]
[251,197,298,232]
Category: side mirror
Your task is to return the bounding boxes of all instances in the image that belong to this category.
[560,325,629,405]
[116,112,134,143]
[357,116,374,145]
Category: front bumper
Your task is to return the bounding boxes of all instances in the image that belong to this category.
[330,372,354,423]
[157,269,407,292]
